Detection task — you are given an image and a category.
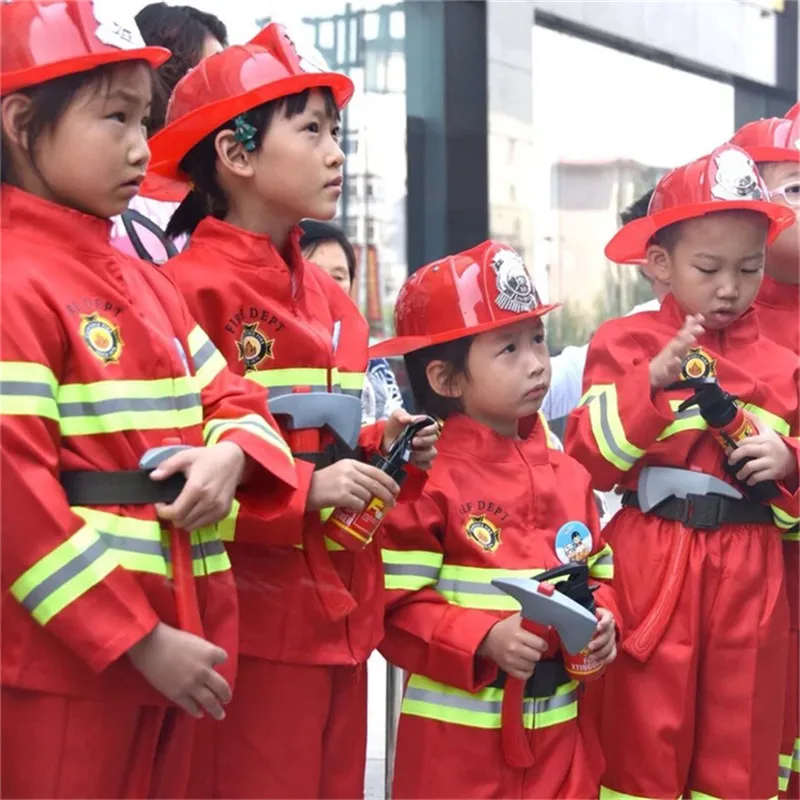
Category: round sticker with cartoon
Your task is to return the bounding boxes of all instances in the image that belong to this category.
[555,521,593,565]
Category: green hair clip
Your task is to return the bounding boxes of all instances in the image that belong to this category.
[233,114,257,151]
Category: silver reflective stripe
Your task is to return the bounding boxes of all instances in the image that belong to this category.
[191,339,218,372]
[0,380,55,398]
[435,578,504,596]
[404,685,576,715]
[18,538,108,613]
[100,533,164,557]
[193,539,226,560]
[592,553,613,566]
[384,563,440,581]
[597,392,638,469]
[262,385,328,398]
[59,393,201,418]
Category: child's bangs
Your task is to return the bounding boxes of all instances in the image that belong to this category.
[279,86,339,121]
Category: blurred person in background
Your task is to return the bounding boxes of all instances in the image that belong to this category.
[110,3,228,263]
[300,219,406,425]
[542,188,669,423]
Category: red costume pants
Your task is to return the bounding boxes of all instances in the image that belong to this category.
[188,656,368,799]
[1,687,195,798]
[600,510,789,799]
[391,697,600,798]
[780,538,799,799]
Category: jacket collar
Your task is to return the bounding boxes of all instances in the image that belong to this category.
[437,413,551,465]
[1,184,112,253]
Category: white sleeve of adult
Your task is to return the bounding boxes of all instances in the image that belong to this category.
[541,343,589,421]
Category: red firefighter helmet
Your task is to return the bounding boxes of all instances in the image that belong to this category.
[147,26,353,181]
[369,241,559,359]
[786,103,799,122]
[605,144,795,265]
[729,114,800,163]
[1,0,169,95]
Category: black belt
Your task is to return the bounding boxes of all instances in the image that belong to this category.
[296,443,363,471]
[490,656,570,698]
[61,470,186,506]
[622,490,773,530]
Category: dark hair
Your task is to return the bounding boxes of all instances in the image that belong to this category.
[299,220,356,283]
[1,64,142,185]
[403,336,474,420]
[620,188,654,226]
[135,3,228,136]
[167,87,338,238]
[649,209,769,254]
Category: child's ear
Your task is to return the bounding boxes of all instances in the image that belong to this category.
[646,244,672,284]
[1,94,32,151]
[426,360,463,399]
[214,129,256,179]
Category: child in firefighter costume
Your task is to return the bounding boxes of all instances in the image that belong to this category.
[146,28,439,799]
[370,240,621,798]
[0,2,299,798]
[731,106,800,799]
[566,143,800,800]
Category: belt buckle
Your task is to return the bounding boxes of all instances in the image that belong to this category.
[683,493,722,530]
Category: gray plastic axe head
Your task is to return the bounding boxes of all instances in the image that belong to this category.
[638,466,742,513]
[139,444,193,470]
[268,392,362,450]
[491,577,598,654]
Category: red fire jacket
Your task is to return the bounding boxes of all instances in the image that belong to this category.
[164,217,421,665]
[0,186,297,704]
[756,274,799,361]
[380,413,620,700]
[566,293,800,530]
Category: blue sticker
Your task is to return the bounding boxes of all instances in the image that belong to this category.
[555,521,592,565]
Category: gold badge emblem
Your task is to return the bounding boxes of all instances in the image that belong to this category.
[465,514,501,553]
[79,313,123,366]
[681,347,716,381]
[236,323,274,372]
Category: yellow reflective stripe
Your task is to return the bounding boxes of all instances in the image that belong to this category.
[402,673,578,730]
[216,499,240,542]
[599,787,679,800]
[331,368,365,395]
[190,527,231,576]
[586,542,614,580]
[780,753,792,791]
[57,377,203,436]
[578,386,605,407]
[538,413,559,450]
[742,403,790,436]
[772,505,800,531]
[0,361,60,422]
[188,326,227,390]
[436,564,568,610]
[73,507,168,576]
[10,524,120,625]
[793,736,800,773]
[204,413,293,462]
[383,548,442,591]
[246,367,329,389]
[585,384,645,471]
[784,527,800,542]
[657,400,707,441]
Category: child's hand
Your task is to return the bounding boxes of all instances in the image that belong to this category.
[127,623,231,720]
[727,423,798,484]
[649,314,705,390]
[477,614,548,680]
[151,442,246,531]
[586,607,617,668]
[306,459,400,512]
[383,409,440,471]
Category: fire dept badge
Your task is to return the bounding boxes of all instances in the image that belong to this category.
[555,521,592,565]
[236,323,274,372]
[491,249,541,314]
[465,514,501,553]
[680,347,717,381]
[80,313,123,366]
[711,148,764,201]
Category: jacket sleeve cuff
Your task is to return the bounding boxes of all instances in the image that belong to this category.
[428,605,501,692]
[216,429,298,494]
[618,360,675,446]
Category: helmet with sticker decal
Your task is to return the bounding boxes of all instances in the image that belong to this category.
[1,0,169,95]
[370,240,559,358]
[729,114,800,164]
[605,144,795,265]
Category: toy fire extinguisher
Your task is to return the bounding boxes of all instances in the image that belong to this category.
[674,377,779,501]
[323,416,437,551]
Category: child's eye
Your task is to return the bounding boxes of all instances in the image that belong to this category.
[107,111,126,124]
[693,266,717,275]
[305,121,320,134]
[741,266,763,274]
[502,343,516,354]
[533,334,545,344]
[331,125,342,141]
